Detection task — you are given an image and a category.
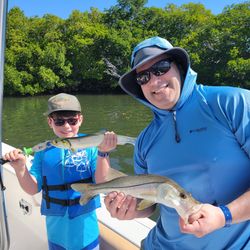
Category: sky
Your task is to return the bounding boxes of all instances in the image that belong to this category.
[8,0,246,19]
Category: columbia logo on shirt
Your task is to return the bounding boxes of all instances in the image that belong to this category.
[189,127,207,133]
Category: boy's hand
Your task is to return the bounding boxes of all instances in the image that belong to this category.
[98,131,117,153]
[3,149,26,170]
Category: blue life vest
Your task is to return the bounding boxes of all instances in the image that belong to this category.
[40,146,100,219]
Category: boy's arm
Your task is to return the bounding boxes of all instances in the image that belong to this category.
[3,149,38,195]
[95,155,111,183]
[95,132,117,183]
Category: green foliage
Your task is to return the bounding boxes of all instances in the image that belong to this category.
[4,1,250,96]
[211,1,250,86]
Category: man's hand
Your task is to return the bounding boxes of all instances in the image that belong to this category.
[104,192,138,220]
[179,204,225,238]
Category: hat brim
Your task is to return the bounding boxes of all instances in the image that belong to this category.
[119,47,189,98]
[43,108,81,116]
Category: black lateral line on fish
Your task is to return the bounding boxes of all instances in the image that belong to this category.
[90,181,165,191]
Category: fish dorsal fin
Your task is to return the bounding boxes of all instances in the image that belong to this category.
[93,129,107,136]
[98,128,107,134]
[137,200,155,210]
[105,168,126,181]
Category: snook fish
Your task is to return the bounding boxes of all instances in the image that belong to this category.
[51,133,136,151]
[71,174,202,223]
[1,133,135,164]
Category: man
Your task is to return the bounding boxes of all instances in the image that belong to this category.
[104,36,250,249]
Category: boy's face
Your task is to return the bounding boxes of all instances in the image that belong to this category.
[47,113,83,138]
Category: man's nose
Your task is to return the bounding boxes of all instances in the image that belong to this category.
[149,73,163,85]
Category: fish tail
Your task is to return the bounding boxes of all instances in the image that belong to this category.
[127,137,136,146]
[71,183,89,192]
[79,193,96,205]
[117,136,136,146]
[71,183,95,206]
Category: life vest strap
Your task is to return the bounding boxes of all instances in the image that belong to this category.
[42,194,81,206]
[42,177,92,191]
[42,176,92,208]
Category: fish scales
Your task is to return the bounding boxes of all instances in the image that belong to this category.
[80,175,165,196]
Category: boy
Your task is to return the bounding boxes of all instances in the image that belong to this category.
[3,93,117,250]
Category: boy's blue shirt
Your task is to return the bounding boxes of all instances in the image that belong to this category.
[46,210,98,250]
[134,67,250,249]
[29,142,99,249]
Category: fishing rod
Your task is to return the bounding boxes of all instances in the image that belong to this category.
[0,140,51,165]
[0,0,10,249]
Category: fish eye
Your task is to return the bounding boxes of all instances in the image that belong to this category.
[179,192,187,199]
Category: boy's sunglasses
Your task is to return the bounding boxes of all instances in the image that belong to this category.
[52,117,79,126]
[136,59,173,86]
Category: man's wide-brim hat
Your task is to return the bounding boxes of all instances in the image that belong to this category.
[44,93,81,116]
[119,36,190,98]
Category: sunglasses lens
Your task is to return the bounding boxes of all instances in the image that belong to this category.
[136,71,151,85]
[67,118,78,125]
[151,60,172,76]
[53,118,78,126]
[136,59,172,86]
[54,119,65,126]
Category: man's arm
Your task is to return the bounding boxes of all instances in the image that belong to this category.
[228,189,250,224]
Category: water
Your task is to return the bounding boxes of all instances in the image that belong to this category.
[3,94,152,175]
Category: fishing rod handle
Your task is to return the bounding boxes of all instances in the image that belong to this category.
[0,148,32,165]
[0,158,9,165]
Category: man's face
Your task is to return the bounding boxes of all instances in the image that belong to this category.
[136,54,182,110]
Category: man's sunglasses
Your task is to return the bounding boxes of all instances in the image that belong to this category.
[51,117,79,126]
[136,59,173,86]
